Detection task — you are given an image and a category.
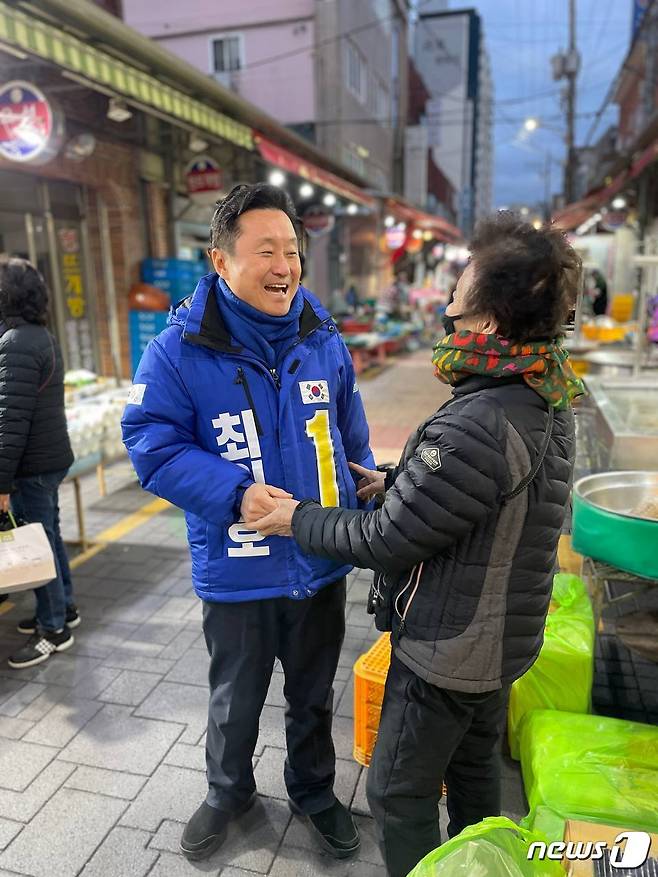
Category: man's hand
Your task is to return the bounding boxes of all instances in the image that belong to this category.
[349,462,386,500]
[0,494,9,514]
[246,498,300,537]
[240,483,293,522]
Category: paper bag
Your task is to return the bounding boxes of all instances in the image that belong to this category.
[0,522,56,594]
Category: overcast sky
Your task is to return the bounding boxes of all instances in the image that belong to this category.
[468,0,631,207]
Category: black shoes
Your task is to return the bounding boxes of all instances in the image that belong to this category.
[17,605,81,635]
[8,628,75,669]
[180,794,257,861]
[289,798,360,859]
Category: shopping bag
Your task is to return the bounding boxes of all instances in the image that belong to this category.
[0,512,56,594]
[407,816,563,877]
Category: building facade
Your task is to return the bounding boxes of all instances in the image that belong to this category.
[412,4,493,233]
[122,0,409,195]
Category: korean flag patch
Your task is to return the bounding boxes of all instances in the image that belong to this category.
[126,383,146,406]
[420,447,442,471]
[300,380,330,404]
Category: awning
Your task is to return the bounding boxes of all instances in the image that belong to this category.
[553,138,658,231]
[255,135,376,208]
[386,197,463,243]
[0,2,253,150]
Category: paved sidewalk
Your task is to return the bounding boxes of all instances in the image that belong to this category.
[0,348,527,877]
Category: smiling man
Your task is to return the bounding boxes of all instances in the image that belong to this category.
[121,183,374,862]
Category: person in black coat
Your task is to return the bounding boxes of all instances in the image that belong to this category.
[0,257,79,670]
[245,214,584,877]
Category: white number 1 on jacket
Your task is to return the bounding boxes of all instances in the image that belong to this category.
[305,410,339,507]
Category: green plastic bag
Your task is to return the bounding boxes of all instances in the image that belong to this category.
[407,817,564,877]
[520,710,658,837]
[508,574,594,760]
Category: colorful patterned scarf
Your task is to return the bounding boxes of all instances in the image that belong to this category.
[432,331,585,410]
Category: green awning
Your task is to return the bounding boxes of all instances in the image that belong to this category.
[0,2,253,150]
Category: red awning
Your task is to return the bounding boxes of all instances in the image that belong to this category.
[553,137,658,231]
[386,197,463,243]
[254,134,376,207]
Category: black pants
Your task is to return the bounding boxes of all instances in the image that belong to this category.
[366,654,509,877]
[202,578,346,815]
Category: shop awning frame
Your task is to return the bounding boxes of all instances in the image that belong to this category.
[255,136,376,208]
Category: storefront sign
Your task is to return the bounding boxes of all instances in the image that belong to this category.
[0,81,62,164]
[385,223,407,250]
[57,226,95,372]
[303,207,335,238]
[185,156,223,197]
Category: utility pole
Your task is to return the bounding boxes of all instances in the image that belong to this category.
[551,0,580,204]
[544,151,552,220]
[564,0,577,204]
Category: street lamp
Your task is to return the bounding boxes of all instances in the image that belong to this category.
[323,193,337,207]
[299,182,314,198]
[611,196,626,210]
[269,170,286,186]
[524,117,539,133]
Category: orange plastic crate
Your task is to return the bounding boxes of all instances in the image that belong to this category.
[353,634,392,766]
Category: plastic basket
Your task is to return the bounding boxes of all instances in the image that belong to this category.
[353,633,391,766]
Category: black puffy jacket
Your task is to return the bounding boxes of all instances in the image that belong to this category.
[0,319,73,494]
[292,375,575,692]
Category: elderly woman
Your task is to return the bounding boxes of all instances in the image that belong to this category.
[0,257,78,669]
[247,214,583,877]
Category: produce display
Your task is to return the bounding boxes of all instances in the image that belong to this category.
[65,375,130,471]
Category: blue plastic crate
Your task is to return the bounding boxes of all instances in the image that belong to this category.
[129,310,170,376]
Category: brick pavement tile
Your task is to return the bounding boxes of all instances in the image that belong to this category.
[0,760,76,822]
[0,820,22,852]
[254,705,286,757]
[178,724,207,745]
[163,743,205,772]
[134,680,208,731]
[333,665,352,683]
[65,767,147,800]
[0,788,126,877]
[58,704,183,776]
[351,768,369,816]
[156,629,199,662]
[163,650,208,687]
[97,671,161,707]
[346,579,371,605]
[331,716,356,763]
[71,595,115,621]
[128,621,183,647]
[346,604,372,629]
[338,649,362,671]
[120,764,207,832]
[0,740,58,792]
[147,852,221,877]
[500,777,527,822]
[23,699,102,748]
[0,717,34,741]
[221,869,267,877]
[64,626,139,661]
[0,681,23,711]
[264,673,286,709]
[151,597,197,622]
[81,827,158,877]
[332,679,349,715]
[164,579,195,598]
[105,595,170,625]
[269,844,386,876]
[30,654,105,686]
[0,684,47,719]
[149,797,290,874]
[336,678,354,719]
[283,812,382,867]
[102,652,174,676]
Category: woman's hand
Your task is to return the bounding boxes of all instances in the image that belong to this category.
[349,462,386,500]
[0,494,9,514]
[246,497,300,537]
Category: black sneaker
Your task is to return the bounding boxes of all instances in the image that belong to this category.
[17,605,81,635]
[289,798,360,859]
[7,629,74,669]
[180,794,257,861]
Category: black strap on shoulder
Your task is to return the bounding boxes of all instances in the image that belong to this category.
[502,405,555,502]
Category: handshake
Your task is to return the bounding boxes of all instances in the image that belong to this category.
[241,462,387,537]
